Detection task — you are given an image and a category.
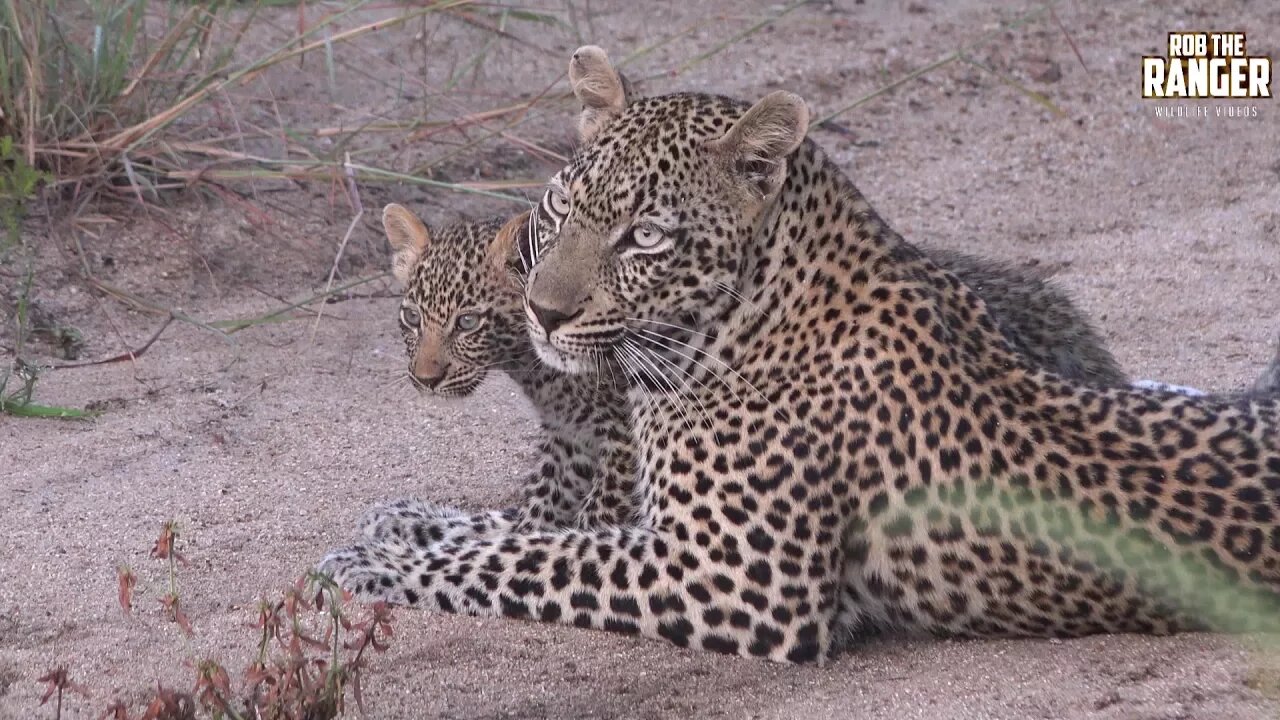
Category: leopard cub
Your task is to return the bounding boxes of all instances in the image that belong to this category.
[362,206,637,546]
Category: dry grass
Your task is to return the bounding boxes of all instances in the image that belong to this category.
[0,0,533,212]
[0,0,552,417]
[1,0,242,212]
[1,0,825,418]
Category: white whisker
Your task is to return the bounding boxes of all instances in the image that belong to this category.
[625,316,715,340]
[376,372,412,393]
[625,339,698,432]
[628,336,714,430]
[630,325,786,422]
[615,344,658,420]
[619,340,674,400]
[715,281,770,319]
[593,348,603,396]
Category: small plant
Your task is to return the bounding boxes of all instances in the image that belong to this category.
[37,667,90,720]
[151,520,194,636]
[0,134,47,248]
[232,574,394,719]
[72,520,397,719]
[117,565,137,615]
[1,264,96,418]
[1,357,97,419]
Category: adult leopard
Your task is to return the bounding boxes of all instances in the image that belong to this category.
[321,47,1280,662]
[362,206,1137,546]
[365,207,1277,557]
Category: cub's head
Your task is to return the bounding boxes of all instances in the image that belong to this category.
[523,45,809,374]
[382,204,530,396]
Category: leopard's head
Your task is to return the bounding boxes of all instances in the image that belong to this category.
[383,205,530,397]
[523,46,809,375]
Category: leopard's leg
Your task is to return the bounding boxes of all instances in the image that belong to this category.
[362,433,595,543]
[318,525,839,664]
[573,435,638,528]
[515,434,597,530]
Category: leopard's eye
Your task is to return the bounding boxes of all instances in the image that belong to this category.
[630,224,665,249]
[455,312,481,332]
[401,306,421,329]
[547,188,571,217]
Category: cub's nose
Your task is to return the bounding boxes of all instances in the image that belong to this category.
[411,365,448,390]
[528,300,582,334]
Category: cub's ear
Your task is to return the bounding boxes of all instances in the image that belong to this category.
[382,203,430,286]
[569,45,626,143]
[488,210,532,282]
[617,70,636,105]
[706,91,810,199]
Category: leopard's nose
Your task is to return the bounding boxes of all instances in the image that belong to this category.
[412,365,448,390]
[528,300,582,334]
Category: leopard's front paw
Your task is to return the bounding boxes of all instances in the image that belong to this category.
[316,540,421,605]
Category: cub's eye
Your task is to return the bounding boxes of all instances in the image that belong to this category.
[547,188,571,216]
[628,224,666,249]
[401,306,422,329]
[455,313,481,332]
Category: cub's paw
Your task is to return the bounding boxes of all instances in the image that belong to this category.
[359,498,466,544]
[1131,379,1206,397]
[316,540,422,605]
[361,499,516,548]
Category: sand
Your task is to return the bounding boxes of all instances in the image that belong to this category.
[3,0,1279,718]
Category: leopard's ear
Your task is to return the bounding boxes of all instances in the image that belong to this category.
[706,91,810,199]
[569,45,626,143]
[382,203,430,286]
[487,210,532,281]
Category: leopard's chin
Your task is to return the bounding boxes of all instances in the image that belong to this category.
[531,335,593,374]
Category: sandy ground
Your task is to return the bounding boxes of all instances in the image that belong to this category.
[3,0,1280,718]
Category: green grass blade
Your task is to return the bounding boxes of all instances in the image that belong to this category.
[0,399,98,418]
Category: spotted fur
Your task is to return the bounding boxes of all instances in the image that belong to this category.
[370,207,636,543]
[322,48,1280,663]
[371,201,1146,550]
